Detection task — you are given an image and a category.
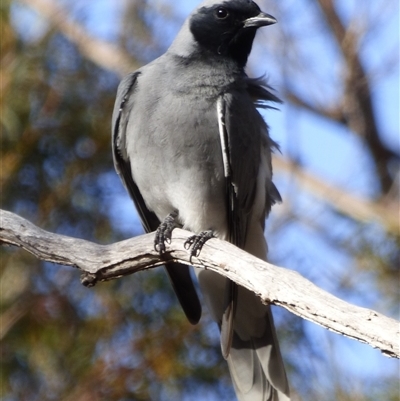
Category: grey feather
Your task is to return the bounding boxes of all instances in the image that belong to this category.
[112,0,290,399]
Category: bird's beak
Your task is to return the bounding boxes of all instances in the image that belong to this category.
[243,12,277,28]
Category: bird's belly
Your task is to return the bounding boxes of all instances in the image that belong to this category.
[128,96,228,237]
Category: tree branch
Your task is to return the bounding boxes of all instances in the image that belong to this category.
[273,155,400,236]
[316,0,398,194]
[19,0,139,77]
[1,209,398,359]
[285,90,347,125]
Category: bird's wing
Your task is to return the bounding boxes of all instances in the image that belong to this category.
[112,72,201,324]
[219,80,290,400]
[217,93,254,357]
[112,72,159,232]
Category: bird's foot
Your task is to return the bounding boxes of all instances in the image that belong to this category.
[184,230,214,262]
[154,211,178,253]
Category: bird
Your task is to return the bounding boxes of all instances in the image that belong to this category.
[112,0,290,400]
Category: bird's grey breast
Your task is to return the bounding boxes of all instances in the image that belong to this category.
[124,56,236,231]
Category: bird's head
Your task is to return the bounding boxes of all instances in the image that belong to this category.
[170,0,276,68]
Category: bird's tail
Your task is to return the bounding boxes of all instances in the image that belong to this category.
[227,285,290,401]
[195,270,290,401]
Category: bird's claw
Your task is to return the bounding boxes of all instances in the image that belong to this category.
[184,230,214,263]
[154,212,178,253]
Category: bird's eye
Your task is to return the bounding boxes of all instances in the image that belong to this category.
[215,7,229,20]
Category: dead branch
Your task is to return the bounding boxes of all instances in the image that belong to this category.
[273,155,400,236]
[1,209,398,359]
[316,0,398,194]
[19,0,138,77]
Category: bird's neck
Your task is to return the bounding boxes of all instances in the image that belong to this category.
[168,22,253,71]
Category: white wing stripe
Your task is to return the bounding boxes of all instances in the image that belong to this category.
[217,96,231,178]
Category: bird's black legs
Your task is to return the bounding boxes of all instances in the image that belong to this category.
[154,211,178,253]
[184,230,214,262]
[155,212,214,261]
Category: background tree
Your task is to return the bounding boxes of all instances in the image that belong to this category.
[1,0,398,400]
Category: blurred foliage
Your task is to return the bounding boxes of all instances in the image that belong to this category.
[1,1,398,401]
[1,3,229,400]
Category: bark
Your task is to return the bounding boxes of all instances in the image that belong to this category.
[1,209,398,359]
